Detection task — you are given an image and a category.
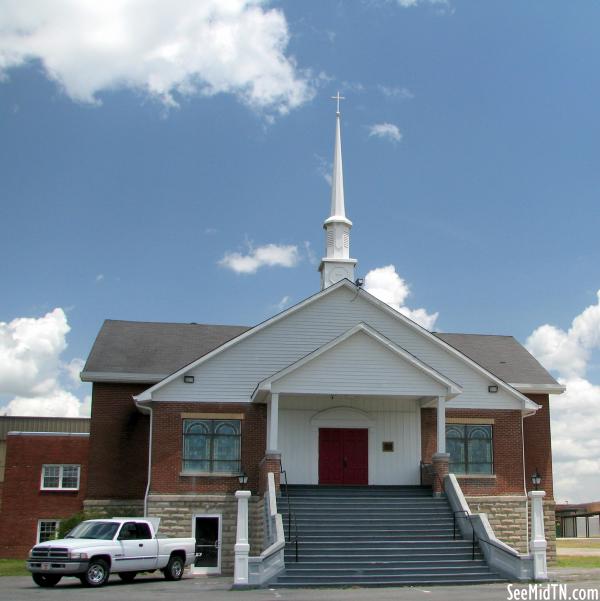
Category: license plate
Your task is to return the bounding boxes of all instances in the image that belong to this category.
[42,563,50,570]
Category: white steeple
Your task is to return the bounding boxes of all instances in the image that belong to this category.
[319,93,357,290]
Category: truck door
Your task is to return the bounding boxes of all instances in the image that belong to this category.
[115,522,158,572]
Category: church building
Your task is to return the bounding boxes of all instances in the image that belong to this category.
[0,103,564,585]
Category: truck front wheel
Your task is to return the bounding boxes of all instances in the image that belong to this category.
[32,573,62,587]
[163,555,184,581]
[83,558,110,587]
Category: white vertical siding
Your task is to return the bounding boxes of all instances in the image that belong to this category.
[278,397,421,485]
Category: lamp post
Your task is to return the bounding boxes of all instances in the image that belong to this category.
[531,468,542,491]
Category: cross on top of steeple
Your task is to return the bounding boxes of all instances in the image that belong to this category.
[331,91,345,114]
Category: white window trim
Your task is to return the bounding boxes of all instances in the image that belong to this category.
[40,464,81,491]
[37,519,61,544]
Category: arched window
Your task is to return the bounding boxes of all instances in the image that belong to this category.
[182,419,241,473]
[445,424,493,474]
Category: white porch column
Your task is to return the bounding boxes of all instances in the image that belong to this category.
[233,490,251,587]
[267,392,279,452]
[529,490,548,580]
[436,396,446,454]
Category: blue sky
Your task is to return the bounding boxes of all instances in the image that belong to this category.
[1,0,600,501]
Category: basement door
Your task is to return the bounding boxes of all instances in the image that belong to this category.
[192,515,221,575]
[318,428,368,485]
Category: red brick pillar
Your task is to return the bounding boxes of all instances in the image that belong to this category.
[258,452,281,496]
[432,452,450,497]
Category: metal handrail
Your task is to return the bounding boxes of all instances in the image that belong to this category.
[279,460,299,562]
[453,510,520,560]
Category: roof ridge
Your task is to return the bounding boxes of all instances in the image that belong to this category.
[434,332,515,338]
[103,319,249,328]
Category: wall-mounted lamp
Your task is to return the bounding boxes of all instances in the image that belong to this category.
[184,375,195,384]
[238,471,248,489]
[488,385,499,393]
[531,468,542,491]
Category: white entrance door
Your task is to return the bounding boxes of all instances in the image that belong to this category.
[191,515,221,575]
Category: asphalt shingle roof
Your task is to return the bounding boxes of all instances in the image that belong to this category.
[82,320,558,387]
[82,320,249,378]
[434,332,559,386]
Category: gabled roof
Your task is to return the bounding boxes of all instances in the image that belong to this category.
[134,280,541,410]
[81,320,249,382]
[251,323,463,401]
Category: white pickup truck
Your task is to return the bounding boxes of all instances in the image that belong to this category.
[26,517,196,588]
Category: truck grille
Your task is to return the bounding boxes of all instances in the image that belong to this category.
[31,547,69,560]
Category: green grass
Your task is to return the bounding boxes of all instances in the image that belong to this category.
[557,556,600,569]
[557,538,600,549]
[0,559,28,577]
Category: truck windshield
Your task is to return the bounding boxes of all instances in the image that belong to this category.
[65,522,119,540]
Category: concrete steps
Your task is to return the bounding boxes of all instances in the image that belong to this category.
[268,484,505,588]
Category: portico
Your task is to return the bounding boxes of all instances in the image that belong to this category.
[252,322,460,487]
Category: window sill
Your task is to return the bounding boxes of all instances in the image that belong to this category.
[455,474,496,479]
[179,472,241,478]
[40,488,80,492]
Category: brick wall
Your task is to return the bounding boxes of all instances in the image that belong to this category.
[87,382,150,500]
[421,407,525,496]
[0,433,89,558]
[151,402,267,495]
[523,394,554,498]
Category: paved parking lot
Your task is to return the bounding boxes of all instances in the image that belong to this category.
[2,572,599,601]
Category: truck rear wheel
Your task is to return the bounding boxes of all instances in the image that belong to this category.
[32,573,62,587]
[83,558,110,587]
[163,555,184,581]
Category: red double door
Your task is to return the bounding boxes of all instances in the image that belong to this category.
[318,428,368,485]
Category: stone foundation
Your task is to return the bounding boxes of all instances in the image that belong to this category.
[83,498,144,517]
[465,495,556,564]
[147,493,264,575]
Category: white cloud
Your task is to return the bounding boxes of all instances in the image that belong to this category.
[364,265,438,330]
[0,308,89,417]
[304,240,317,266]
[3,390,91,418]
[0,0,314,114]
[368,122,402,144]
[394,0,449,7]
[219,243,299,274]
[377,85,414,100]
[526,290,600,379]
[314,153,332,186]
[64,357,85,387]
[275,295,291,311]
[525,290,600,502]
[95,274,104,282]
